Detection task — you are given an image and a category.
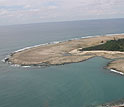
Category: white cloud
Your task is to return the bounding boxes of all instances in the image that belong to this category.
[0,0,124,25]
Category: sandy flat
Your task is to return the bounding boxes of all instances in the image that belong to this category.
[7,34,124,73]
[107,59,124,73]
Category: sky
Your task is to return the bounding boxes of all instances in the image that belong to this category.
[0,0,124,25]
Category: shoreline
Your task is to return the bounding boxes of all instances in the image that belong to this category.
[98,98,124,107]
[2,33,124,60]
[2,33,124,74]
[110,69,124,75]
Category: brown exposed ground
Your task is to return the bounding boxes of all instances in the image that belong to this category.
[107,59,124,72]
[7,34,124,73]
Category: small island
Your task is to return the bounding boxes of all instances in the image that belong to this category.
[5,34,124,74]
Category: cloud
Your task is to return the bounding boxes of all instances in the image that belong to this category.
[0,0,124,25]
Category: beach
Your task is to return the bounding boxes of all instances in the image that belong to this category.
[6,34,124,73]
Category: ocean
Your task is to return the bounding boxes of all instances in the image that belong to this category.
[0,18,124,107]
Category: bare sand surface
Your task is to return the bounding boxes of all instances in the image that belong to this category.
[7,34,124,73]
[107,59,124,73]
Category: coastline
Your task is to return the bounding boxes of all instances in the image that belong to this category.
[110,69,124,75]
[97,98,124,107]
[3,33,124,74]
[3,33,124,58]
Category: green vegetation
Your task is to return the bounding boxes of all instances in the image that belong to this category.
[81,38,124,52]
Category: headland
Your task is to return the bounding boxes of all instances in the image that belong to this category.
[5,34,124,74]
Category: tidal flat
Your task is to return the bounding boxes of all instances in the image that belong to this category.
[6,34,124,74]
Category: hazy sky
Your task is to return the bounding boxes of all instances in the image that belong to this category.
[0,0,124,25]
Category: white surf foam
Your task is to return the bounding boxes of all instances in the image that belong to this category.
[11,64,20,67]
[110,69,124,75]
[1,59,5,63]
[10,33,124,54]
[22,66,31,68]
[105,33,124,36]
[1,55,11,63]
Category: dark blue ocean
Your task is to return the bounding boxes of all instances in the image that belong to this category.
[0,18,124,107]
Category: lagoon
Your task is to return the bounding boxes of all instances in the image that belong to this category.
[1,57,124,107]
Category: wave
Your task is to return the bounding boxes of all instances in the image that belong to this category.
[11,64,20,67]
[1,55,11,63]
[22,66,31,68]
[110,69,124,75]
[11,64,31,68]
[105,33,124,36]
[7,33,124,54]
[1,59,5,63]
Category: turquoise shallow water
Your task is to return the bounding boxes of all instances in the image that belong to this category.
[1,57,124,107]
[0,19,124,107]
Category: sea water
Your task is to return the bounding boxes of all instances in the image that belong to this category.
[0,18,124,107]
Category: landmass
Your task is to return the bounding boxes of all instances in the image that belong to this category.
[5,34,124,74]
[80,38,124,51]
[97,98,124,107]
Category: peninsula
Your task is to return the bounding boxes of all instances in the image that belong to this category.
[6,34,124,73]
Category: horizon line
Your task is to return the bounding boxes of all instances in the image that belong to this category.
[1,17,124,27]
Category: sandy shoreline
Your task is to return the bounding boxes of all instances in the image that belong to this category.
[4,34,124,73]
